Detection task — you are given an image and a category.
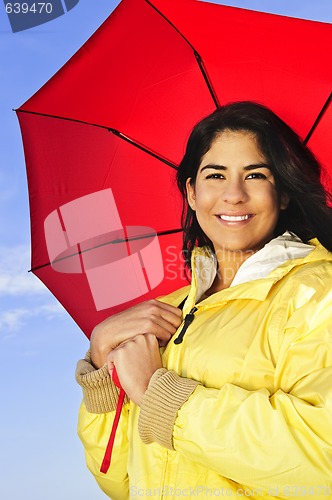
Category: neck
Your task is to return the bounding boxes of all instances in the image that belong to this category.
[209,248,255,292]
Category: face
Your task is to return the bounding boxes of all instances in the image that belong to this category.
[186,130,288,257]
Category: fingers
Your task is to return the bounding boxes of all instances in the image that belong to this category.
[140,300,183,334]
[90,299,183,368]
[153,299,183,322]
[107,334,162,405]
[137,299,182,328]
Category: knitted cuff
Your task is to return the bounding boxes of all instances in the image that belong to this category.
[75,350,129,413]
[138,368,200,450]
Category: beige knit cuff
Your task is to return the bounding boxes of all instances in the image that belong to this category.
[75,350,129,413]
[138,369,200,450]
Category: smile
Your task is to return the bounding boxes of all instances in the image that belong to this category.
[218,214,252,221]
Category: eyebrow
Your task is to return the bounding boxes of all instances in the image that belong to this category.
[200,162,271,172]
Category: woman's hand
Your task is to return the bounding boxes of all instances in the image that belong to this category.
[107,333,162,406]
[90,300,182,368]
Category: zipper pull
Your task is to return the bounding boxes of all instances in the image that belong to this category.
[174,307,197,344]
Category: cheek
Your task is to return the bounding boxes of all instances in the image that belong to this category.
[253,185,280,213]
[194,185,218,206]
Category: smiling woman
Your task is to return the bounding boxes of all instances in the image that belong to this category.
[76,101,332,500]
[185,130,289,289]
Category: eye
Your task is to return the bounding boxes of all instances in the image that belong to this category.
[206,173,225,180]
[246,172,267,180]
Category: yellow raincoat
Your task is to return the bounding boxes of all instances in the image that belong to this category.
[77,237,332,499]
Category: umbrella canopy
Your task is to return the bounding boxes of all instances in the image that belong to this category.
[17,0,332,338]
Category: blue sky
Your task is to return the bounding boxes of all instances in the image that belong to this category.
[1,1,331,499]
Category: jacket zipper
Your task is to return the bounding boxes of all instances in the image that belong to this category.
[174,307,198,344]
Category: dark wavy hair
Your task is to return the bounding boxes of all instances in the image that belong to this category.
[176,101,332,268]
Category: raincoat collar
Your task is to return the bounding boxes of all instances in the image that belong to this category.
[184,233,331,313]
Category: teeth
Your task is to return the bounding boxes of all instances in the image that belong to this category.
[219,214,250,221]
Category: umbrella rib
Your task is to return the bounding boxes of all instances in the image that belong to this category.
[107,127,178,169]
[15,108,178,170]
[144,0,220,109]
[304,92,332,145]
[29,228,183,272]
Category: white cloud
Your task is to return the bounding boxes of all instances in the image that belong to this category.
[0,303,65,334]
[0,244,67,336]
[0,244,47,296]
[0,308,30,332]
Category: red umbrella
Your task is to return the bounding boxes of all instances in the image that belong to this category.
[17,0,332,340]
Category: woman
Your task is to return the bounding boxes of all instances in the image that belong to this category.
[76,102,332,499]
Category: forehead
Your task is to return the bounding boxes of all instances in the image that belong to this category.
[200,130,266,167]
[212,130,263,153]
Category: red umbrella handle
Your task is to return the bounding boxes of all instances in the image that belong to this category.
[111,366,122,389]
[100,367,126,474]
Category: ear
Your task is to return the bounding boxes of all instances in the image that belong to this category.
[186,178,196,210]
[280,192,290,211]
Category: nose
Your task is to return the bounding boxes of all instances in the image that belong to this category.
[222,178,249,204]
